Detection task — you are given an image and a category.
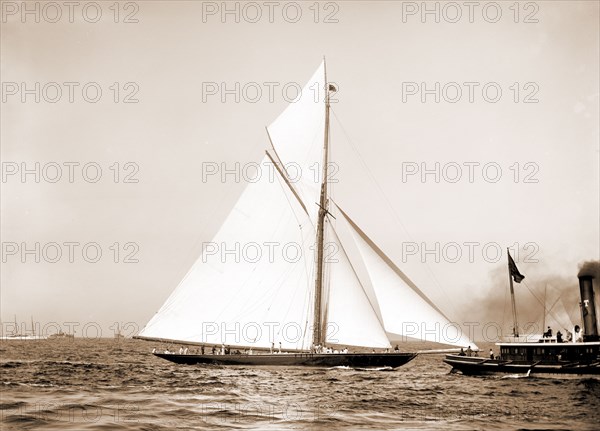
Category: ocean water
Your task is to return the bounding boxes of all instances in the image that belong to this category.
[1,339,598,430]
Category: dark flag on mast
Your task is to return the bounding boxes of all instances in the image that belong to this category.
[508,251,525,283]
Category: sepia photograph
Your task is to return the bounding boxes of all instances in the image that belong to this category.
[1,1,599,429]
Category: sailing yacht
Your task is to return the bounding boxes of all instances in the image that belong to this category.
[0,317,47,341]
[136,60,475,368]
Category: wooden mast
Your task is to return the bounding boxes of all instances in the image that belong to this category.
[542,284,547,335]
[507,248,519,337]
[312,59,331,348]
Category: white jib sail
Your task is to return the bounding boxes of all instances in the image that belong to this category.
[324,223,391,349]
[337,206,477,349]
[139,155,316,350]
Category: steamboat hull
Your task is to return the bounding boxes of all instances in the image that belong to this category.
[444,354,600,377]
[154,352,417,368]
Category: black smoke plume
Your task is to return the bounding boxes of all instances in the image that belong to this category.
[461,261,599,340]
[578,260,600,278]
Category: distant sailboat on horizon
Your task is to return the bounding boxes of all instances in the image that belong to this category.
[0,316,47,341]
[136,60,476,368]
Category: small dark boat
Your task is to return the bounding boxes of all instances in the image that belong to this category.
[154,352,417,368]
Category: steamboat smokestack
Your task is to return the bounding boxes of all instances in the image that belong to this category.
[578,275,599,341]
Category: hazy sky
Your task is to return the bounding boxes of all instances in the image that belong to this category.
[1,1,598,339]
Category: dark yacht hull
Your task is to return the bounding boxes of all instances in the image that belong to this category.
[444,354,600,377]
[154,352,417,369]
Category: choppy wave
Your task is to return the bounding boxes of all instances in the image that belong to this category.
[0,339,598,430]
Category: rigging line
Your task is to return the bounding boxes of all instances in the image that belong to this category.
[279,265,313,345]
[271,165,316,302]
[298,230,317,343]
[569,301,581,327]
[212,180,300,326]
[245,261,303,339]
[228,253,302,330]
[328,111,336,214]
[305,273,316,350]
[321,218,332,340]
[244,215,314,326]
[290,248,314,351]
[546,295,562,316]
[270,226,314,329]
[234,221,309,321]
[266,150,309,216]
[272,155,307,231]
[543,295,573,332]
[522,280,572,331]
[329,108,461,319]
[302,235,317,345]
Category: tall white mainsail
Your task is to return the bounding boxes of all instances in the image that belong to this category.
[139,155,316,350]
[267,62,326,225]
[139,60,477,352]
